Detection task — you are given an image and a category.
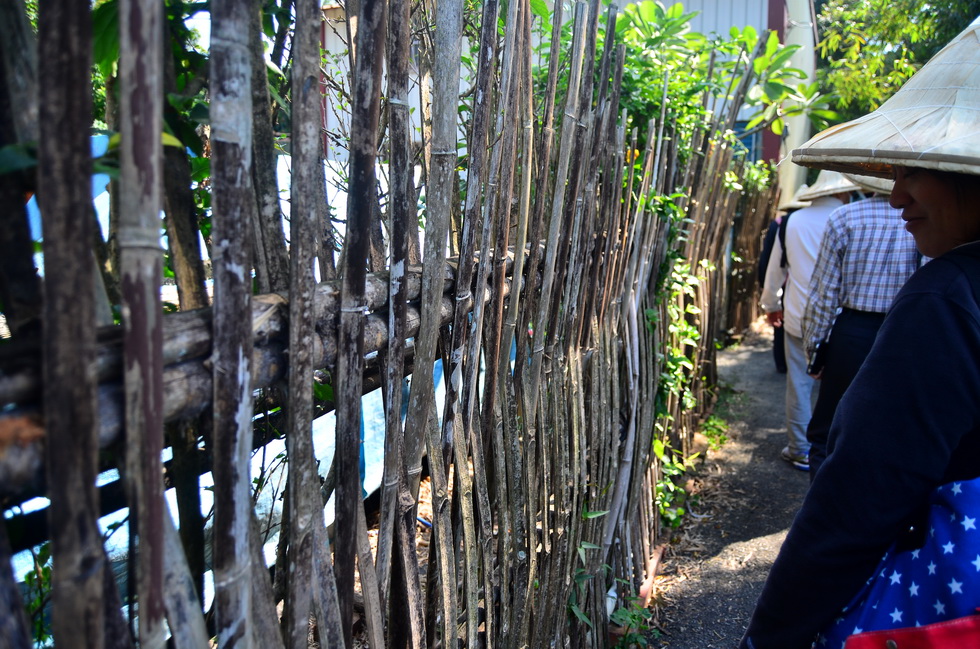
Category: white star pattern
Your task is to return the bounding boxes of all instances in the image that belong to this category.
[820,477,980,647]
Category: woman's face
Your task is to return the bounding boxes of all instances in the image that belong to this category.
[889,167,980,258]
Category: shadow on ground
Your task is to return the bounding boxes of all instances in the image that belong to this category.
[647,320,810,649]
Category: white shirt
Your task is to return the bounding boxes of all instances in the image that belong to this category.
[760,196,844,337]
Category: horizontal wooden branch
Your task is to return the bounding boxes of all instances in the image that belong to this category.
[0,254,519,499]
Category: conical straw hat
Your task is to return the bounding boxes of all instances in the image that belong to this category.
[792,17,980,177]
[777,184,811,211]
[796,170,861,201]
[843,173,894,196]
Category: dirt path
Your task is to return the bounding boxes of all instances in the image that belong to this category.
[648,320,811,648]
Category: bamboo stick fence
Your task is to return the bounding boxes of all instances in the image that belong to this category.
[0,0,776,647]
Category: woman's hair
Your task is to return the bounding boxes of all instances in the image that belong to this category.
[928,169,977,214]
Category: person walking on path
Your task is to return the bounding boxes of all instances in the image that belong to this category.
[759,170,859,471]
[757,184,811,374]
[740,17,980,649]
[800,174,921,477]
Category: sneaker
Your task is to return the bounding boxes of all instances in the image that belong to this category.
[781,447,810,471]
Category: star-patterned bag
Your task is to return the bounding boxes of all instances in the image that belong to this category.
[818,477,980,648]
[843,609,980,648]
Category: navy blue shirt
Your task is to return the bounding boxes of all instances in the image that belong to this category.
[740,244,980,649]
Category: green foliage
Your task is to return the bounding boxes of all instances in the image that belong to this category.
[652,437,696,528]
[604,1,828,153]
[313,379,335,402]
[24,542,52,647]
[567,540,602,630]
[610,588,656,647]
[817,0,980,118]
[739,158,773,194]
[699,414,729,450]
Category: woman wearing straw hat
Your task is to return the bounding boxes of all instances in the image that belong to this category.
[740,17,980,649]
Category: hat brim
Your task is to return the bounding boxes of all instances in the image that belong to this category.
[843,172,895,195]
[792,20,980,177]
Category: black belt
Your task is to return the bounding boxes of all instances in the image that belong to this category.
[837,307,886,329]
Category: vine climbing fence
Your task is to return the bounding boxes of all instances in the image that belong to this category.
[0,0,777,647]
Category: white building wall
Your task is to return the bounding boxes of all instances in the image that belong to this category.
[684,0,768,39]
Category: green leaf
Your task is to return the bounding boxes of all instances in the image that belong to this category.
[313,381,334,402]
[569,604,594,629]
[764,29,779,58]
[767,45,799,70]
[266,58,286,79]
[0,143,38,175]
[529,0,550,21]
[189,157,210,183]
[162,132,184,148]
[582,509,609,520]
[580,541,601,550]
[188,101,210,125]
[92,0,120,79]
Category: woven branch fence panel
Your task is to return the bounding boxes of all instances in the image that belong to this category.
[0,0,777,647]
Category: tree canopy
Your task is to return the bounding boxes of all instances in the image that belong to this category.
[817,0,980,119]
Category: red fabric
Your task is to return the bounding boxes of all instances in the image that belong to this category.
[844,610,980,648]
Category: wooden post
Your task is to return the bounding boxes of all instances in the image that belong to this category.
[210,0,256,645]
[119,0,166,645]
[37,0,106,646]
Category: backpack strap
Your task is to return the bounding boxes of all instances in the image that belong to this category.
[778,212,792,268]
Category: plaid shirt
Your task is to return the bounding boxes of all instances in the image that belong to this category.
[802,196,922,355]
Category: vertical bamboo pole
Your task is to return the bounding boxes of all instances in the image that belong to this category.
[161,516,210,649]
[509,10,538,646]
[513,0,563,391]
[524,0,587,418]
[249,0,290,295]
[402,0,463,642]
[336,0,386,643]
[284,1,341,647]
[377,0,426,642]
[209,0,256,645]
[37,1,106,646]
[119,0,165,645]
[446,0,500,642]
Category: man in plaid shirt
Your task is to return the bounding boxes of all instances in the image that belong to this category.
[802,178,922,478]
